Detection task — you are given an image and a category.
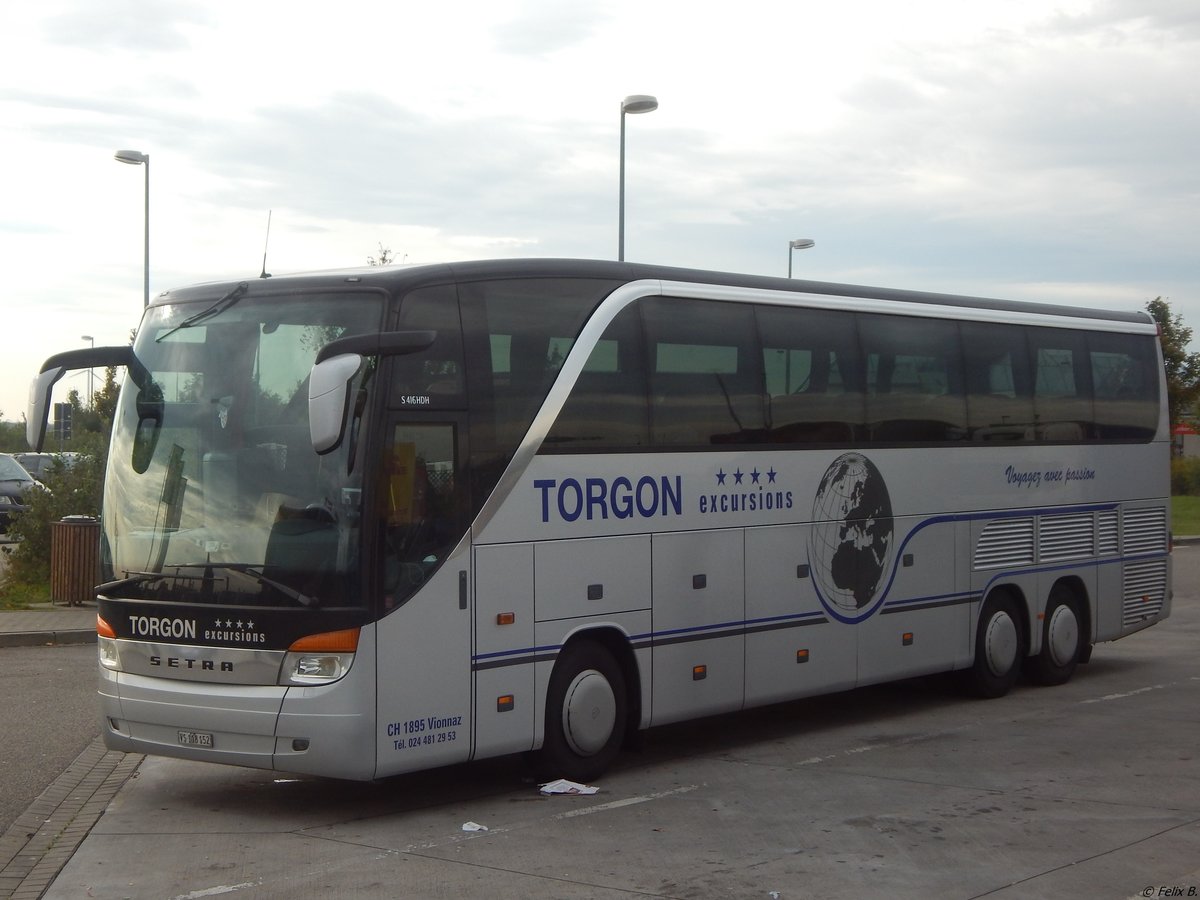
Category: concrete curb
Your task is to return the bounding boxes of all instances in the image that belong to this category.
[0,630,97,649]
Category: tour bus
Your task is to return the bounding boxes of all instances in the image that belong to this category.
[29,259,1171,782]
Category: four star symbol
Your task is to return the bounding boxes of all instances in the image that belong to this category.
[716,467,779,486]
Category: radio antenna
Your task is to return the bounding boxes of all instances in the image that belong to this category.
[259,210,273,278]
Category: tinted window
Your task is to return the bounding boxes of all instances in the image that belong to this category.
[859,314,966,442]
[540,295,1159,455]
[380,422,464,610]
[1030,329,1093,440]
[962,323,1035,441]
[641,297,765,447]
[389,284,466,409]
[459,278,619,504]
[545,305,650,449]
[1088,331,1159,439]
[758,305,863,444]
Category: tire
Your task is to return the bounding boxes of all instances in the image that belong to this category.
[1027,585,1083,686]
[966,592,1024,698]
[537,641,627,782]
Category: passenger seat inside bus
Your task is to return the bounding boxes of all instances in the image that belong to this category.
[263,504,339,606]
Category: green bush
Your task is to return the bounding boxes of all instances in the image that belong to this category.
[1171,457,1200,496]
[4,436,106,585]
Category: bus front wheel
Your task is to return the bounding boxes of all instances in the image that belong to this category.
[967,592,1024,698]
[1027,585,1083,686]
[538,641,627,782]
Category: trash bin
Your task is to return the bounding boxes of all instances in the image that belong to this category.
[50,515,101,607]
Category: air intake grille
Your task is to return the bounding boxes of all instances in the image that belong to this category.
[1097,510,1119,556]
[974,518,1035,570]
[1123,507,1167,556]
[1123,559,1167,626]
[1039,513,1094,562]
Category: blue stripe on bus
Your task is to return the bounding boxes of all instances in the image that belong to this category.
[469,504,1164,670]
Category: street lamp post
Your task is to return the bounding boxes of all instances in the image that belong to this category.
[619,94,658,262]
[787,238,815,277]
[81,335,94,407]
[114,150,150,307]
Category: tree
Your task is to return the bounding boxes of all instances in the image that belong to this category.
[3,447,105,585]
[92,366,121,433]
[0,418,25,452]
[1145,297,1200,425]
[367,243,394,266]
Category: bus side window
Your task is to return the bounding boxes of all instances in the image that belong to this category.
[859,313,966,443]
[1030,329,1094,440]
[962,323,1035,442]
[641,297,765,447]
[546,306,649,449]
[758,304,863,444]
[1088,332,1158,440]
[390,285,466,409]
[380,423,460,609]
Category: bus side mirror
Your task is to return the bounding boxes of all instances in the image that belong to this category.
[27,345,144,451]
[308,330,437,455]
[131,382,165,474]
[27,367,65,451]
[309,354,363,454]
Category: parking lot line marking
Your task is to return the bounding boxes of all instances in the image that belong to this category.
[552,784,700,820]
[1082,683,1170,704]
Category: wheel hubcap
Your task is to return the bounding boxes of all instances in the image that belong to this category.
[985,611,1018,677]
[1046,604,1080,667]
[562,668,616,756]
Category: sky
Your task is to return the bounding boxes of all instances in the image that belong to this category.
[2,0,1198,425]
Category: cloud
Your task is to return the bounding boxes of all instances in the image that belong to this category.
[491,1,612,56]
[39,0,211,52]
[1049,0,1200,38]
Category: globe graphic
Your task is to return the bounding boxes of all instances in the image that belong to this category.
[809,453,894,616]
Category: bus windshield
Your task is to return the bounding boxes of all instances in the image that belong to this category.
[102,290,383,609]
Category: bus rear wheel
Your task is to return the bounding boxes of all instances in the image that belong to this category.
[1027,585,1083,686]
[537,641,627,782]
[966,591,1024,698]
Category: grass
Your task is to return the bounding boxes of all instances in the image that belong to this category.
[0,544,50,609]
[1172,495,1200,537]
[0,576,49,610]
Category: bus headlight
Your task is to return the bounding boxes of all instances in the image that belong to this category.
[98,636,121,671]
[279,627,360,686]
[281,652,355,684]
[97,616,121,671]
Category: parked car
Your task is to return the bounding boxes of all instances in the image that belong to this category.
[0,454,41,532]
[12,451,80,481]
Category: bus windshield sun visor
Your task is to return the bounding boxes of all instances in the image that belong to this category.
[155,281,249,342]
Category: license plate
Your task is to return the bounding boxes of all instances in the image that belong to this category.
[177,730,214,747]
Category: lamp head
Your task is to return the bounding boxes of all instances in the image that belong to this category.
[114,150,149,166]
[621,95,658,115]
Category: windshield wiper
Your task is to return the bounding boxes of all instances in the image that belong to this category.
[156,281,249,342]
[98,564,318,607]
[224,564,319,608]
